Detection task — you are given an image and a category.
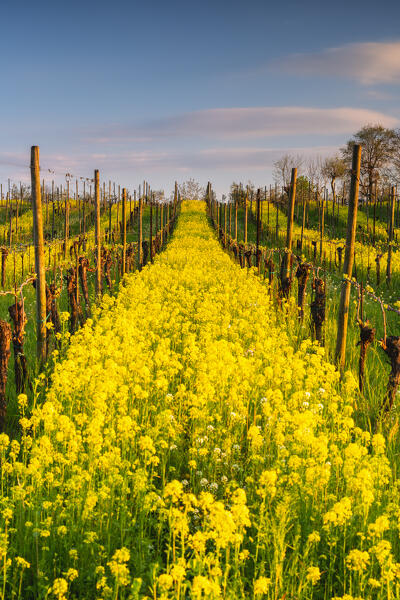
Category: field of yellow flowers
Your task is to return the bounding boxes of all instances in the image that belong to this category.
[2,201,400,599]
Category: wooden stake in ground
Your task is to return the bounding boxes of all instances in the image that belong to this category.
[280,168,297,296]
[386,185,396,285]
[320,189,325,260]
[235,196,238,240]
[122,187,127,274]
[149,194,153,262]
[244,188,248,245]
[335,144,361,370]
[64,179,70,258]
[224,202,227,247]
[31,146,47,366]
[138,190,143,269]
[94,169,102,300]
[1,248,8,288]
[256,188,261,263]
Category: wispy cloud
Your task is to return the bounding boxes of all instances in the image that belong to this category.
[55,145,338,173]
[269,41,400,85]
[85,106,398,143]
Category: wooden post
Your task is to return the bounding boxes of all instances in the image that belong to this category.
[117,185,120,240]
[320,189,325,260]
[301,187,306,249]
[64,180,69,258]
[138,189,143,268]
[82,181,86,236]
[224,202,227,246]
[335,144,361,370]
[386,185,396,285]
[122,187,127,275]
[244,188,248,244]
[149,194,153,262]
[234,196,238,240]
[77,179,80,234]
[30,146,47,366]
[256,188,261,258]
[281,168,297,282]
[94,169,102,300]
[108,186,112,243]
[155,201,159,237]
[268,184,271,227]
[160,202,164,246]
[51,180,55,240]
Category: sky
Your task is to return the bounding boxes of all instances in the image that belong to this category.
[1,0,400,197]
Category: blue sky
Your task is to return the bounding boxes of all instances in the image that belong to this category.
[1,0,400,196]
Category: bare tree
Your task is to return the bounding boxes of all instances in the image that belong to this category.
[273,154,303,196]
[306,156,324,190]
[179,178,205,200]
[321,155,347,213]
[341,124,397,202]
[152,189,165,203]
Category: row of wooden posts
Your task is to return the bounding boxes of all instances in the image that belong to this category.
[228,181,399,256]
[0,171,167,249]
[207,144,361,368]
[30,147,181,366]
[208,145,400,416]
[0,146,181,429]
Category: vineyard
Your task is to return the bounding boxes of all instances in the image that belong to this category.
[1,144,400,599]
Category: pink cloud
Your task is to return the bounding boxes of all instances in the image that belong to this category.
[85,106,398,143]
[269,41,400,85]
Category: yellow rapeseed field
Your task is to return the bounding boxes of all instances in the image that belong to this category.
[1,201,399,599]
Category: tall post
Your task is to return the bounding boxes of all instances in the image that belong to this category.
[281,168,297,282]
[122,187,127,275]
[301,185,306,248]
[117,185,120,240]
[256,188,261,258]
[82,181,86,236]
[335,144,361,370]
[138,188,143,268]
[320,188,325,260]
[160,202,164,246]
[234,195,238,239]
[51,180,55,240]
[64,179,69,258]
[224,202,227,246]
[108,185,112,242]
[30,146,47,366]
[94,169,102,300]
[155,201,159,237]
[244,187,248,244]
[149,194,153,262]
[386,185,396,285]
[77,179,80,234]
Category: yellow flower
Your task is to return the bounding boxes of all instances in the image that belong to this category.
[346,549,370,573]
[306,566,321,585]
[158,574,173,590]
[51,578,68,600]
[254,576,271,595]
